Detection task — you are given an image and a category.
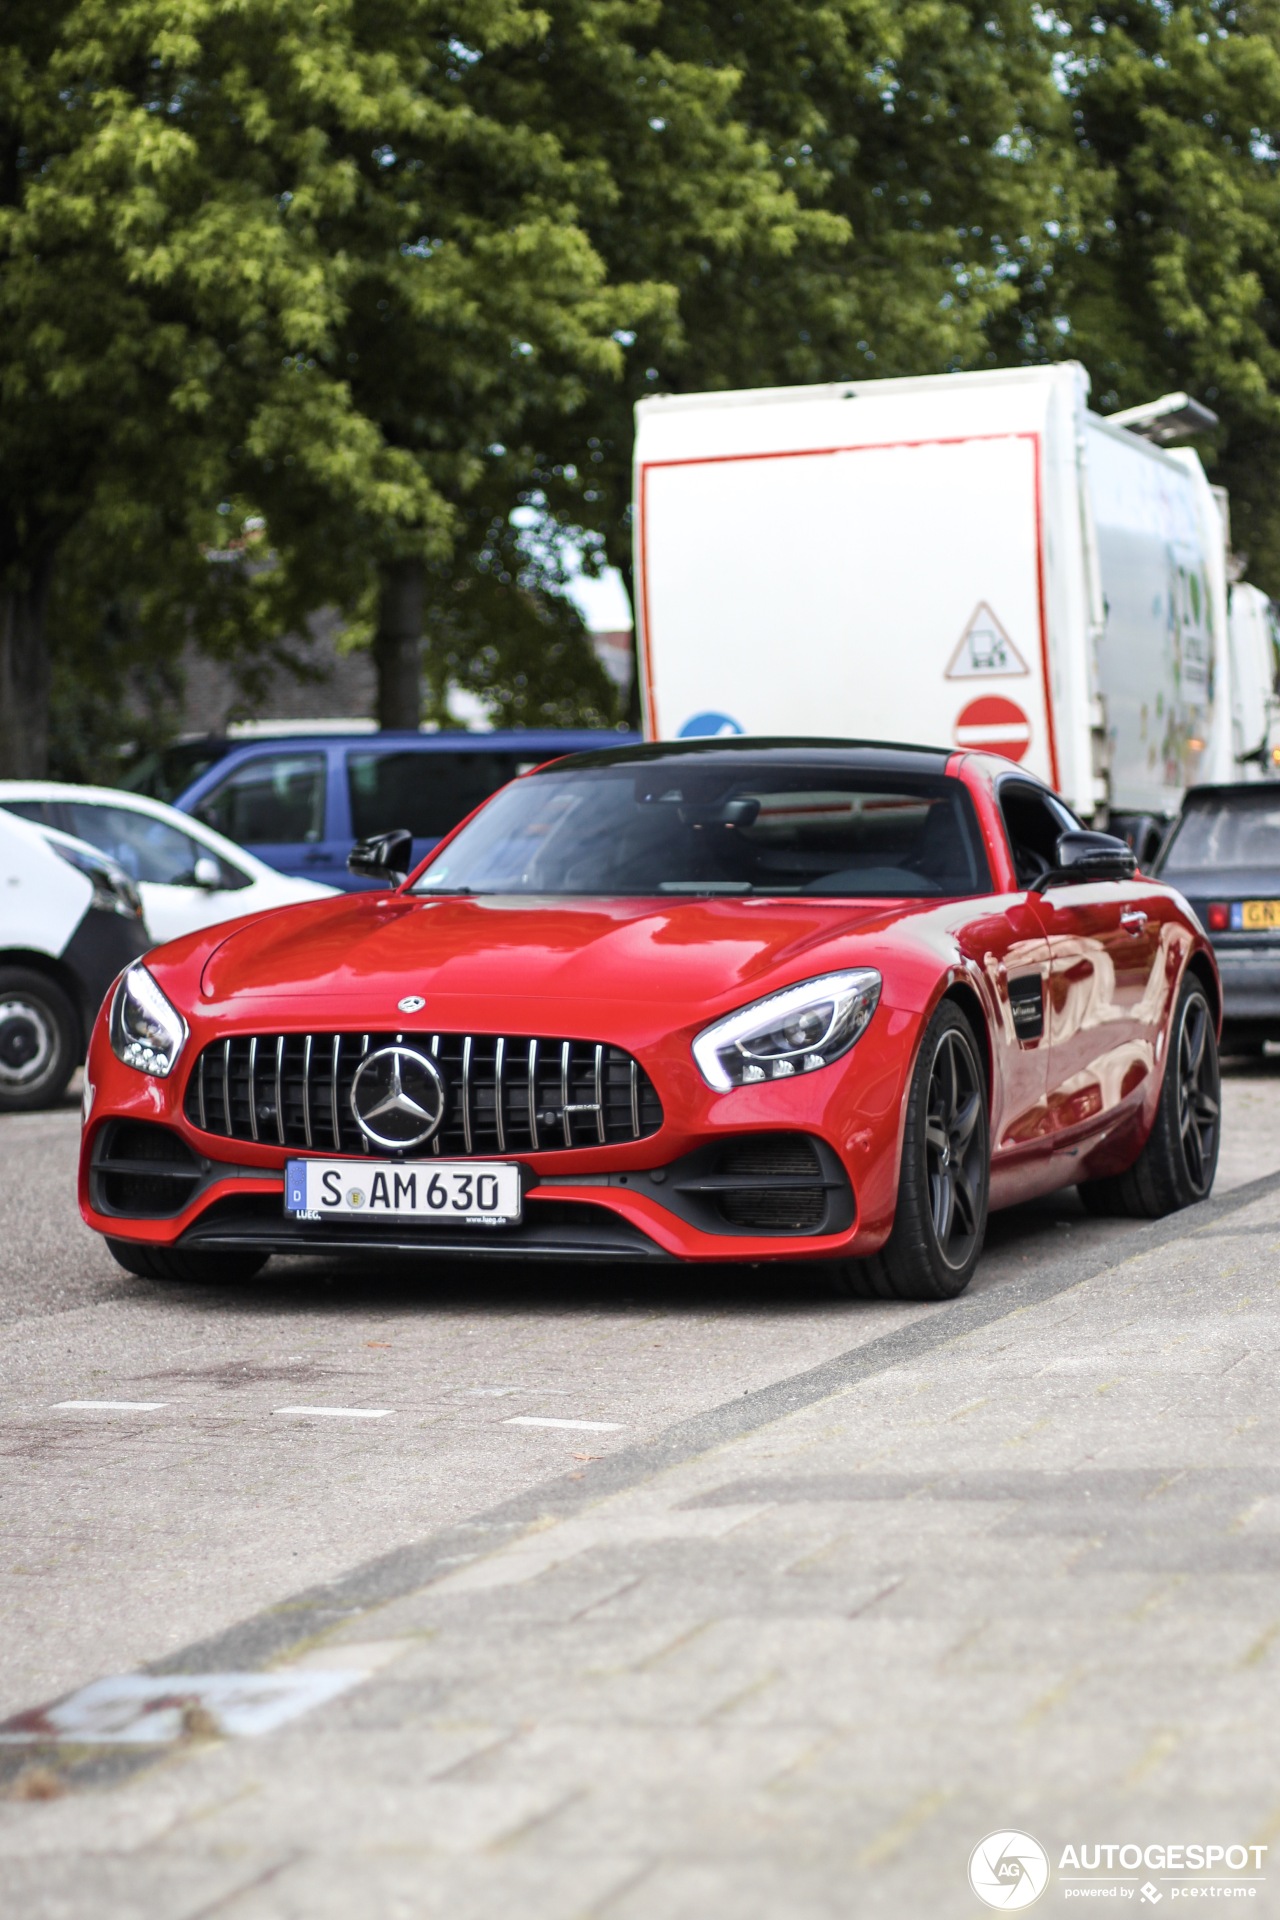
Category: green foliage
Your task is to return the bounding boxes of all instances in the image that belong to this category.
[7,0,1280,769]
[1044,1,1280,592]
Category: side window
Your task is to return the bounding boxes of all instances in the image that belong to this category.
[62,803,203,886]
[346,750,523,841]
[194,754,326,847]
[998,783,1077,887]
[0,800,58,829]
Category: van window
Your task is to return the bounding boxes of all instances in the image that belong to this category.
[194,754,326,846]
[346,750,527,841]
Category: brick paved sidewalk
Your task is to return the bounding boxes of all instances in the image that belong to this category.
[4,1179,1280,1919]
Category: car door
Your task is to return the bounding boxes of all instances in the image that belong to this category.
[999,779,1165,1141]
[186,751,336,882]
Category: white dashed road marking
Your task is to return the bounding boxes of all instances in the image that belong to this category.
[504,1417,624,1432]
[273,1406,392,1420]
[52,1401,168,1412]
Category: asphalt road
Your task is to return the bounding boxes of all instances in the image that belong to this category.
[1,1054,1278,1730]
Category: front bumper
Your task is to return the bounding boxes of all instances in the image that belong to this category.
[79,1004,915,1266]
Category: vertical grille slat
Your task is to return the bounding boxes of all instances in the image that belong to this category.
[186,1031,661,1156]
[494,1037,506,1154]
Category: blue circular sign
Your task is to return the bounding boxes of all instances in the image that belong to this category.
[677,712,745,738]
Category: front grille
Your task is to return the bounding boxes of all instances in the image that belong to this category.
[711,1136,828,1231]
[92,1121,203,1217]
[183,1031,663,1157]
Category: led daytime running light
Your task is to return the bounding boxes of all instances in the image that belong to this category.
[109,965,187,1079]
[693,968,882,1091]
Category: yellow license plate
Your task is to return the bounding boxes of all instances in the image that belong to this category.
[1241,899,1280,930]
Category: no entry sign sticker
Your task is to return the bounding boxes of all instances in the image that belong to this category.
[954,695,1033,763]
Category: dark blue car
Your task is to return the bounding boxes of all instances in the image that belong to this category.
[174,730,638,890]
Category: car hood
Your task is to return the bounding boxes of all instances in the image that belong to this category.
[195,892,935,1023]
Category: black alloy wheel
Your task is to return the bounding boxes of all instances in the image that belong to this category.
[834,1000,990,1302]
[1175,986,1220,1199]
[924,1025,987,1271]
[1079,973,1221,1219]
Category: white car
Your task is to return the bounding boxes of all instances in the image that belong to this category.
[0,810,150,1109]
[0,782,337,944]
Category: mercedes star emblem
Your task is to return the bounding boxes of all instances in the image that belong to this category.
[350,1045,446,1150]
[397,995,426,1014]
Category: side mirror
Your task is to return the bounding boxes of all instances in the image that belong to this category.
[1037,829,1139,889]
[191,854,222,891]
[348,828,413,886]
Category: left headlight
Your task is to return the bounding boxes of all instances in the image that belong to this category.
[693,968,882,1091]
[49,839,143,919]
[109,966,187,1078]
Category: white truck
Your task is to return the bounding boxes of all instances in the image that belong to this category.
[633,362,1278,855]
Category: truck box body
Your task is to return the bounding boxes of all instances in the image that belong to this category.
[633,364,1241,825]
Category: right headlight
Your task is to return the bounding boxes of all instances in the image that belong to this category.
[692,968,882,1091]
[109,966,187,1078]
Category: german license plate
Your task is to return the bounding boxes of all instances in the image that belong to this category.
[284,1159,521,1225]
[1234,900,1280,931]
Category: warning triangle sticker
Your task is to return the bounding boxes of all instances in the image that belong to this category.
[945,602,1029,680]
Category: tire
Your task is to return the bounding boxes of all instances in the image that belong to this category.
[834,1002,990,1301]
[0,967,79,1112]
[105,1238,268,1285]
[1077,973,1220,1220]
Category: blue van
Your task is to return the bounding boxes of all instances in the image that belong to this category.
[174,730,638,890]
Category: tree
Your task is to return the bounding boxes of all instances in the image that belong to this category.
[1043,0,1280,592]
[455,0,1076,720]
[1,0,825,771]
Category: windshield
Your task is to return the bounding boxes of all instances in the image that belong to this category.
[1160,792,1280,872]
[411,760,989,899]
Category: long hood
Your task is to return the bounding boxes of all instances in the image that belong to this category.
[192,893,937,1025]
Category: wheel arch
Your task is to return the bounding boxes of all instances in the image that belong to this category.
[1184,948,1221,1035]
[939,977,994,1097]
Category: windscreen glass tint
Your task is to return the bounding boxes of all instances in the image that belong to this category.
[413,762,990,898]
[347,751,534,841]
[1161,794,1280,871]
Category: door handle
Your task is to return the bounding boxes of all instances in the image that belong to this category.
[1120,908,1148,935]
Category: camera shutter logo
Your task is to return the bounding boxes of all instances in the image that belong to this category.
[350,1046,446,1150]
[968,1831,1050,1909]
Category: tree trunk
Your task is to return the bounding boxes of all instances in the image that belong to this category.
[372,557,425,730]
[0,550,55,777]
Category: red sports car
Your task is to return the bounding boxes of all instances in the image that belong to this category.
[79,741,1222,1301]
